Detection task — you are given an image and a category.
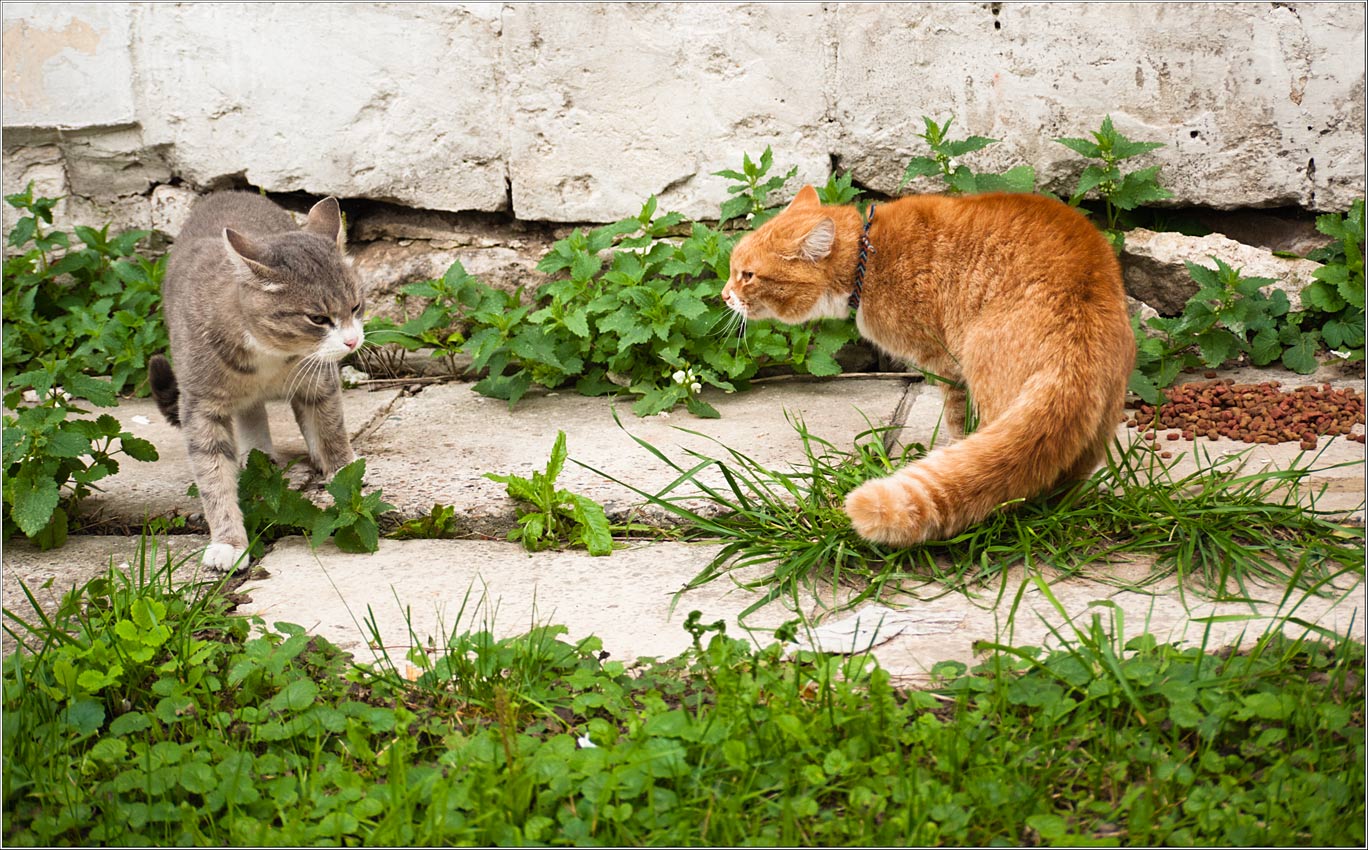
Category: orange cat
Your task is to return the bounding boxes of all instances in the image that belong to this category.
[723,185,1135,546]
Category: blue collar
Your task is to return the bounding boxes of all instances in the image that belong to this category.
[849,203,877,311]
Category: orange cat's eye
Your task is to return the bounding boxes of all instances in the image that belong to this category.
[739,270,754,282]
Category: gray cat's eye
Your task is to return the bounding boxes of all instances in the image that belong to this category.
[351,302,362,314]
[307,314,332,326]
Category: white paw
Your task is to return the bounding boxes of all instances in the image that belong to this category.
[202,543,249,573]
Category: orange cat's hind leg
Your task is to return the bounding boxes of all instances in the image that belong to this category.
[844,466,944,547]
[939,385,970,438]
[1059,403,1125,485]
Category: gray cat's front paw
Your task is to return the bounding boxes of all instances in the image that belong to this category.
[202,542,249,573]
[317,451,360,479]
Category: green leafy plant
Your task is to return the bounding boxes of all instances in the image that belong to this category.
[1132,258,1290,397]
[386,503,462,540]
[1297,198,1365,361]
[900,116,1037,195]
[3,183,169,397]
[1131,258,1332,402]
[4,542,1362,846]
[714,145,798,228]
[1056,115,1174,251]
[366,152,862,417]
[3,367,158,549]
[485,431,613,556]
[233,451,394,558]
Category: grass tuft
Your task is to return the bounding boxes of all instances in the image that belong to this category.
[579,412,1365,620]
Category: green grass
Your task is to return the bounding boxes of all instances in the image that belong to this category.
[2,536,1363,845]
[579,412,1365,621]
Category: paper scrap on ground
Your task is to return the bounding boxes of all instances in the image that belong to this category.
[791,605,964,655]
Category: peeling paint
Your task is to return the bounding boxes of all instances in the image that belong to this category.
[2,17,104,110]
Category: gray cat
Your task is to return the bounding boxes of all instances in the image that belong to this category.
[148,192,366,572]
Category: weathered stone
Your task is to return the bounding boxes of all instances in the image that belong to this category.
[1121,228,1324,315]
[3,4,1364,226]
[502,2,834,221]
[131,3,508,212]
[79,388,406,532]
[354,378,915,533]
[2,2,136,129]
[0,143,67,235]
[832,3,1365,211]
[350,240,548,320]
[149,183,197,236]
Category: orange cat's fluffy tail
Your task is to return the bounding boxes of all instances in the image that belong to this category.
[844,371,1119,546]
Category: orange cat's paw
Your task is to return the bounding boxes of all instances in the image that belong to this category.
[844,476,936,547]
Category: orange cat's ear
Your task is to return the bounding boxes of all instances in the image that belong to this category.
[785,185,821,211]
[799,218,835,261]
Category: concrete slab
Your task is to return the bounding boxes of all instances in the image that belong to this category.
[240,537,797,665]
[355,376,915,534]
[2,533,213,655]
[238,536,1363,686]
[78,387,404,531]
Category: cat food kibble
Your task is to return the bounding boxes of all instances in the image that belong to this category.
[1126,380,1366,447]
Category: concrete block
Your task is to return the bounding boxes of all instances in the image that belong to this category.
[355,377,914,532]
[236,536,1362,680]
[79,387,405,531]
[132,3,508,211]
[2,3,136,129]
[832,3,1365,211]
[503,2,833,221]
[240,537,799,664]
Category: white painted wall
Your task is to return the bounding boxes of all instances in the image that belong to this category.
[3,2,1364,230]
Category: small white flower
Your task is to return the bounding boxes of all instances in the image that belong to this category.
[657,411,670,419]
[132,415,152,426]
[690,382,702,394]
[946,157,960,170]
[672,369,687,385]
[577,733,597,749]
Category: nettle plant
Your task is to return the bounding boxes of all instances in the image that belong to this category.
[3,183,169,396]
[900,116,1037,195]
[1131,258,1308,402]
[1299,198,1365,362]
[367,149,860,418]
[3,370,158,549]
[1056,115,1175,252]
[3,185,164,549]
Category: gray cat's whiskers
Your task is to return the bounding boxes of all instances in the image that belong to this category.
[283,353,326,405]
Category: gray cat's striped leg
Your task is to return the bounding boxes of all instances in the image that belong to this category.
[234,401,274,466]
[184,407,250,572]
[291,383,355,478]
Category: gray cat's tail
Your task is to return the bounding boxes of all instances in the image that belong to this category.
[148,355,181,427]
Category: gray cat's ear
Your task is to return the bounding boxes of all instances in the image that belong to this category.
[799,218,836,261]
[223,228,282,290]
[303,197,345,250]
[786,185,821,212]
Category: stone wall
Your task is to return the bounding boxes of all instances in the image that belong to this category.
[4,1,1365,239]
